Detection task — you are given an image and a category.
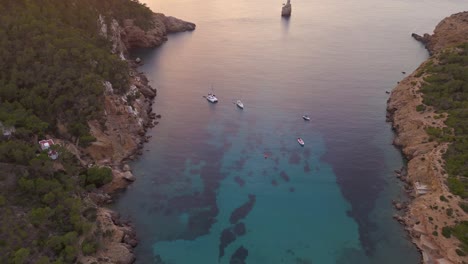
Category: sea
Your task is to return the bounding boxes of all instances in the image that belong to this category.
[113,0,468,263]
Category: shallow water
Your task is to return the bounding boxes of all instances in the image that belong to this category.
[113,0,468,263]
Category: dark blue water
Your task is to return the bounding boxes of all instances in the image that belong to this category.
[114,0,468,263]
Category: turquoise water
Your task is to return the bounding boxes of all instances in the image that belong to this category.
[113,0,468,263]
[152,120,361,263]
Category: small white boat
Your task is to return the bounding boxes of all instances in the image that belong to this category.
[206,93,218,103]
[236,100,244,109]
[302,115,310,121]
[297,137,305,146]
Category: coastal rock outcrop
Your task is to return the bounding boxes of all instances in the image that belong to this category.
[98,12,195,57]
[163,15,196,32]
[122,13,195,50]
[80,208,137,264]
[388,11,468,264]
[411,33,431,46]
[411,11,468,54]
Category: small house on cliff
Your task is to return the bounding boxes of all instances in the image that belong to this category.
[38,139,59,160]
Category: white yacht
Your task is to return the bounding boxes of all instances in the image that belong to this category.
[302,115,310,121]
[205,93,218,103]
[297,137,305,146]
[236,100,244,109]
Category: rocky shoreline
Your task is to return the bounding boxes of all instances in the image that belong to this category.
[387,12,468,264]
[77,13,195,264]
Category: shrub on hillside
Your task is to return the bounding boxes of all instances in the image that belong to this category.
[83,166,112,187]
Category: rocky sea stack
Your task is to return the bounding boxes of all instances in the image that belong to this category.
[281,0,292,17]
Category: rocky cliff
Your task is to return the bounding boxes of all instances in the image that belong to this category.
[412,11,468,55]
[78,12,195,264]
[388,11,468,264]
[88,12,194,195]
[121,13,195,50]
[89,12,195,182]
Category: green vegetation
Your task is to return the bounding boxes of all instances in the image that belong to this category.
[0,0,154,262]
[442,226,452,238]
[81,166,113,188]
[0,152,95,263]
[0,0,134,142]
[440,195,449,202]
[94,0,154,30]
[417,43,468,253]
[446,208,454,217]
[442,222,468,255]
[426,127,453,142]
[417,43,468,194]
[0,0,153,143]
[416,104,426,112]
[81,239,98,256]
[459,202,468,213]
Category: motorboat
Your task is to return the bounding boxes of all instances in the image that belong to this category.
[236,100,244,109]
[297,137,305,146]
[205,93,218,103]
[302,115,310,121]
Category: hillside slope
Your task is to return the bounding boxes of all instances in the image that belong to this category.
[388,11,468,264]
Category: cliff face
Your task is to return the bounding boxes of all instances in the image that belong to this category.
[78,13,195,264]
[100,13,196,54]
[388,12,468,264]
[88,12,195,185]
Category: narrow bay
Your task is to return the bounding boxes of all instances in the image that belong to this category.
[114,0,468,262]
